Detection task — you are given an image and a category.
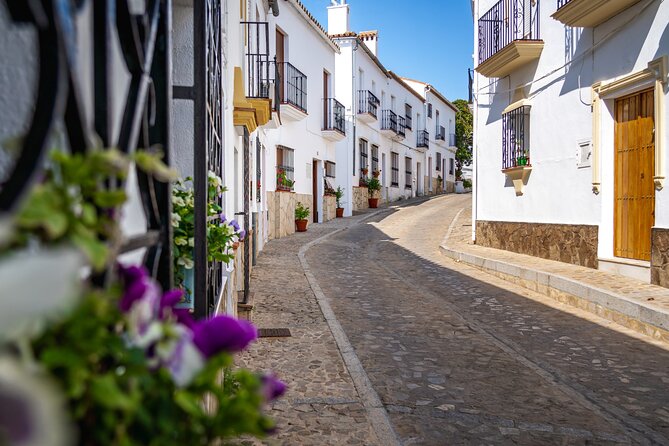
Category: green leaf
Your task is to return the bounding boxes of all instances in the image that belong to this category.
[93,190,127,208]
[71,225,109,270]
[175,391,204,417]
[134,150,178,182]
[91,374,135,410]
[81,203,98,226]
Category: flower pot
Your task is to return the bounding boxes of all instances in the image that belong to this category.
[232,241,240,251]
[455,180,465,194]
[372,171,380,178]
[368,198,379,208]
[295,219,308,232]
[336,207,344,218]
[175,266,194,310]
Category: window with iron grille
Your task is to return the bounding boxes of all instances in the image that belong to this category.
[359,139,369,172]
[502,105,531,169]
[391,152,399,186]
[427,103,432,118]
[405,104,412,130]
[436,152,442,171]
[325,160,336,178]
[276,145,294,191]
[449,158,454,175]
[371,145,379,173]
[405,157,412,189]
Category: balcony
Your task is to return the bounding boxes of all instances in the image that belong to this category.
[435,125,446,142]
[381,110,404,140]
[358,90,380,123]
[416,130,429,150]
[237,22,273,130]
[278,62,307,121]
[476,0,544,78]
[397,116,406,139]
[449,133,457,147]
[322,98,346,142]
[552,0,642,27]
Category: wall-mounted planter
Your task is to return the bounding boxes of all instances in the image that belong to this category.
[503,166,532,196]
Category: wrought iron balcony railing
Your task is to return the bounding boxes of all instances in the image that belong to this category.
[449,133,457,146]
[478,0,541,65]
[358,90,380,118]
[323,98,346,134]
[398,116,406,138]
[417,130,429,148]
[242,21,271,99]
[381,110,398,133]
[557,0,571,8]
[436,125,446,141]
[277,62,307,113]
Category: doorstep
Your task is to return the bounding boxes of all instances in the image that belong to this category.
[598,257,650,283]
[440,209,669,343]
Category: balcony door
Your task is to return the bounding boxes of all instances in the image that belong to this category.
[323,71,329,129]
[614,89,655,261]
[276,28,285,102]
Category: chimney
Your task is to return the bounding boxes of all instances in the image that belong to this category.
[327,0,350,35]
[359,31,378,56]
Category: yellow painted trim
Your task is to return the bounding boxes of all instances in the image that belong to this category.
[233,66,258,133]
[248,98,271,127]
[475,41,544,78]
[502,166,532,196]
[551,0,642,28]
[502,99,532,115]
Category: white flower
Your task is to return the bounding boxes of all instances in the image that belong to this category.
[172,196,186,207]
[157,326,205,388]
[188,237,194,247]
[0,357,73,446]
[208,171,223,189]
[0,247,84,340]
[177,257,194,269]
[171,213,182,227]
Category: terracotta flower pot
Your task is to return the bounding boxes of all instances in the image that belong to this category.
[232,241,240,251]
[372,171,380,178]
[368,198,379,208]
[336,207,344,218]
[295,219,308,232]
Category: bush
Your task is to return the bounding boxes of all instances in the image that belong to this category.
[463,179,472,189]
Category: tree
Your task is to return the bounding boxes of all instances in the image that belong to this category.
[453,99,473,179]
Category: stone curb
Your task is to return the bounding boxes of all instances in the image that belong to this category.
[439,209,669,343]
[297,207,401,446]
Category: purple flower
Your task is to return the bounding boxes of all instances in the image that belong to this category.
[261,373,287,401]
[230,220,240,232]
[238,230,246,241]
[192,315,257,358]
[174,309,196,329]
[159,290,183,317]
[120,279,151,313]
[118,264,147,288]
[219,213,227,223]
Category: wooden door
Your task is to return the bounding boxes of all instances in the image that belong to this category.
[614,89,655,261]
[275,29,285,101]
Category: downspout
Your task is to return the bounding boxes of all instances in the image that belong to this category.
[349,39,358,216]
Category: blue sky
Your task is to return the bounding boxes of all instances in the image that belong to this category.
[297,0,474,101]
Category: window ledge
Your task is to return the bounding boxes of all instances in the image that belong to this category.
[502,166,532,196]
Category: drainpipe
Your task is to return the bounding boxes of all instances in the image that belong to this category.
[348,39,358,217]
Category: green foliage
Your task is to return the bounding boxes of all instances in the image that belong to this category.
[367,177,381,194]
[295,202,310,220]
[276,169,294,190]
[463,179,472,189]
[31,288,274,445]
[172,172,242,292]
[334,186,344,208]
[11,149,172,271]
[453,99,473,179]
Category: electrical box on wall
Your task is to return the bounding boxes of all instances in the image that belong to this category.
[577,140,592,168]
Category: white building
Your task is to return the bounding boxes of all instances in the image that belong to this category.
[471,0,669,285]
[327,0,453,216]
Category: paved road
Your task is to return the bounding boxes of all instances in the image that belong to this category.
[306,194,669,445]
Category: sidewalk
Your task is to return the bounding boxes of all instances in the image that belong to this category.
[440,207,669,344]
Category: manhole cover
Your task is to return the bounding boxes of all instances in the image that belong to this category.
[258,328,292,338]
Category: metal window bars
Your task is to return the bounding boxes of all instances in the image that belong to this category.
[398,116,406,138]
[323,98,346,134]
[436,125,446,141]
[449,133,457,146]
[358,90,380,117]
[325,161,336,178]
[371,145,379,173]
[557,0,572,9]
[405,104,413,130]
[278,62,307,113]
[502,105,531,169]
[391,153,400,186]
[417,130,429,148]
[478,0,541,65]
[359,139,369,171]
[405,157,413,189]
[436,152,442,170]
[381,110,398,133]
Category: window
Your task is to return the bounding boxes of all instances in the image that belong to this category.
[405,104,412,130]
[435,110,440,130]
[391,95,396,110]
[256,139,262,202]
[449,158,454,175]
[391,152,399,186]
[405,157,412,189]
[502,104,531,169]
[371,145,379,173]
[325,160,336,178]
[427,103,432,118]
[436,152,442,171]
[276,145,294,190]
[359,139,369,172]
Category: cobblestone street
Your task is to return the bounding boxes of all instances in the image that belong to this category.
[242,195,669,445]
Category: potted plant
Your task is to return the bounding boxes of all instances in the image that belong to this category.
[372,169,380,178]
[276,168,295,191]
[516,154,528,166]
[295,202,310,232]
[437,174,443,193]
[367,177,381,208]
[335,186,345,218]
[361,167,369,176]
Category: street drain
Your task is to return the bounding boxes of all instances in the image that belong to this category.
[258,328,292,338]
